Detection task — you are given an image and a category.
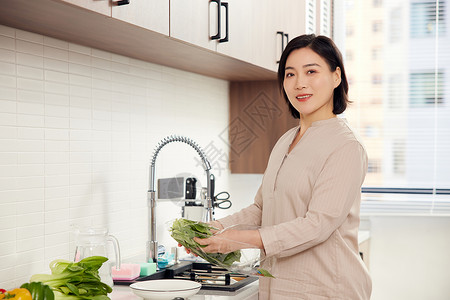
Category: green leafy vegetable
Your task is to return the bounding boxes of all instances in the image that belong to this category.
[170,218,241,268]
[29,256,112,300]
[20,282,55,300]
[170,219,276,278]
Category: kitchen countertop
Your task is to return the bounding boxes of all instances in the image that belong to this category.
[110,281,259,300]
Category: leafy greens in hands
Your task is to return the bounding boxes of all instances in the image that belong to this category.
[170,218,275,278]
[170,218,241,268]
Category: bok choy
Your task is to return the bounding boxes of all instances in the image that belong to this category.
[30,256,112,300]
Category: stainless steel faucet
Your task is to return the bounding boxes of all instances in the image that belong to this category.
[147,135,213,263]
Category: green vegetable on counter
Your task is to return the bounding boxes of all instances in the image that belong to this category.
[29,256,112,300]
[20,282,54,300]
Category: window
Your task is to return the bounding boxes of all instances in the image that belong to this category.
[390,7,403,42]
[364,125,379,138]
[388,74,404,109]
[373,20,383,32]
[393,140,405,175]
[368,159,381,173]
[371,98,382,105]
[372,74,382,85]
[410,1,446,38]
[373,0,383,7]
[346,50,354,61]
[333,0,450,214]
[372,47,382,60]
[306,0,316,34]
[346,25,354,36]
[409,72,444,107]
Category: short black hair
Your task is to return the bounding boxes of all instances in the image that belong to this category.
[277,34,350,119]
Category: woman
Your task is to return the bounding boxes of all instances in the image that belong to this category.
[195,34,372,299]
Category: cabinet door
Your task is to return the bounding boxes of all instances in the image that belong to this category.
[283,0,307,38]
[170,0,216,51]
[112,0,169,35]
[251,0,282,72]
[59,0,110,15]
[215,0,255,63]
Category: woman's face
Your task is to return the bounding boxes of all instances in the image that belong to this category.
[283,47,341,121]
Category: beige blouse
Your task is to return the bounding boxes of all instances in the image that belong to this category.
[219,117,372,299]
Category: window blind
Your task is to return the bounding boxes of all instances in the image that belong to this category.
[332,0,450,215]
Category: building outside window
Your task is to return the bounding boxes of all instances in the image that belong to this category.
[409,72,444,107]
[410,1,446,38]
[372,20,383,32]
[334,0,450,214]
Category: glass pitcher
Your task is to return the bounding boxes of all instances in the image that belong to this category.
[73,226,121,287]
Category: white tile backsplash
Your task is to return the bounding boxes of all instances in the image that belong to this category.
[0,48,16,63]
[0,35,15,50]
[0,100,16,113]
[17,90,44,104]
[17,77,45,92]
[44,57,69,72]
[0,25,260,289]
[0,61,16,75]
[16,30,43,44]
[16,40,44,56]
[16,53,43,68]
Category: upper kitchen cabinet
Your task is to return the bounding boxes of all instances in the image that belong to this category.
[171,0,282,72]
[112,0,169,35]
[214,0,308,73]
[214,0,255,64]
[282,0,309,38]
[61,0,169,35]
[170,0,216,51]
[249,0,282,72]
[0,0,277,81]
[59,0,110,16]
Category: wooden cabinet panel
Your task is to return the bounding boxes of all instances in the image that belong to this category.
[112,0,168,35]
[229,81,298,173]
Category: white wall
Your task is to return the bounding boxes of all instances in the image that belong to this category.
[0,24,260,288]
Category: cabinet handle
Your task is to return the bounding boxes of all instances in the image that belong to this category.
[276,31,289,63]
[219,2,229,43]
[277,31,284,63]
[210,0,221,40]
[113,0,130,5]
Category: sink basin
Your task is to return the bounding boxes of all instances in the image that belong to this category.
[114,261,258,292]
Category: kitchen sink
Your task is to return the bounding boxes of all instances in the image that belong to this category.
[113,261,258,292]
